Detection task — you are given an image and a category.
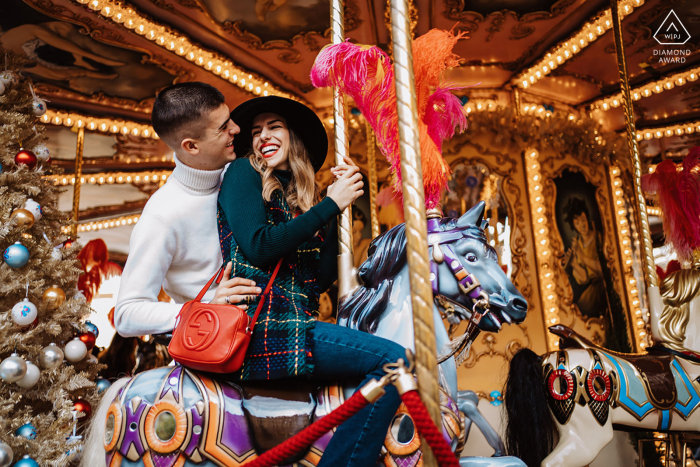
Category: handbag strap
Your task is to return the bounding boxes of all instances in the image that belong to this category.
[190,258,283,331]
[249,258,283,332]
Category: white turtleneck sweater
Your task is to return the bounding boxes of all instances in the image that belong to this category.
[115,156,224,337]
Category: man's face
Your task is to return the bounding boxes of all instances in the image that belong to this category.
[573,212,589,236]
[180,104,240,170]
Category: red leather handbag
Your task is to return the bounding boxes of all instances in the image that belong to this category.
[168,259,283,373]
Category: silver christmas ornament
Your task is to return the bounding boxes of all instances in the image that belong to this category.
[0,441,12,467]
[39,343,63,369]
[0,71,18,86]
[64,338,87,362]
[23,199,42,221]
[16,361,40,389]
[0,353,27,383]
[31,144,49,162]
[11,298,37,326]
[31,98,46,117]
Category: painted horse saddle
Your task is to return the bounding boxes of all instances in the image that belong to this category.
[549,325,677,410]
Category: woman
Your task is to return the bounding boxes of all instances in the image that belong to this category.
[217,96,406,467]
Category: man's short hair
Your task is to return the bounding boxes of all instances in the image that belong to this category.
[152,82,225,148]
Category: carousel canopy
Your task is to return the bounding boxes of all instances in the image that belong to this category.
[2,0,697,253]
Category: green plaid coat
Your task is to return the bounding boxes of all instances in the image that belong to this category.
[217,191,322,380]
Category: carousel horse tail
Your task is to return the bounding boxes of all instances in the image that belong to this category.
[79,377,130,467]
[504,349,555,467]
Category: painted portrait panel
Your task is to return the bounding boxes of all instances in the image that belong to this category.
[200,0,330,43]
[553,169,631,352]
[0,0,174,101]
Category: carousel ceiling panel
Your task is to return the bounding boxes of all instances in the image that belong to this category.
[44,126,172,161]
[592,78,700,132]
[128,0,369,107]
[431,0,610,87]
[2,0,259,121]
[555,0,700,96]
[525,72,601,104]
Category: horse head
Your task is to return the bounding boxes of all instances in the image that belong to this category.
[428,201,527,332]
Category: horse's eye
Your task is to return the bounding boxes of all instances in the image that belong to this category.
[466,253,477,263]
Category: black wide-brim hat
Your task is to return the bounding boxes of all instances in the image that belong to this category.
[230,96,328,173]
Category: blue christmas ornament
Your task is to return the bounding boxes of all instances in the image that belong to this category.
[0,162,3,174]
[489,390,503,406]
[15,423,37,440]
[3,242,29,268]
[13,455,39,467]
[95,378,111,393]
[84,321,99,338]
[350,107,361,116]
[460,96,469,105]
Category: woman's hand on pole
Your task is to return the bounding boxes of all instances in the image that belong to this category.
[211,262,262,307]
[327,164,364,211]
[330,155,356,179]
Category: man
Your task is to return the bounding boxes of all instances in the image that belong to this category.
[115,82,260,337]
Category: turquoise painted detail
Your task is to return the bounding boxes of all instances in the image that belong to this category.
[601,352,655,419]
[671,360,700,418]
[489,390,502,406]
[660,410,670,430]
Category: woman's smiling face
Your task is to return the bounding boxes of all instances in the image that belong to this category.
[252,112,290,170]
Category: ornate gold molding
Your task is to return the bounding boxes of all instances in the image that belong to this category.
[462,326,531,368]
[443,0,577,40]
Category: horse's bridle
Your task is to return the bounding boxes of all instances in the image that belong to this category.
[426,216,490,314]
[426,213,493,364]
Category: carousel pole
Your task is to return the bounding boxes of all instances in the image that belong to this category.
[389,0,442,460]
[609,0,662,328]
[365,120,381,238]
[71,126,85,239]
[330,0,359,300]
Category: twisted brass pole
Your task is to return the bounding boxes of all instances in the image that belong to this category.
[389,0,441,462]
[610,0,657,290]
[71,126,85,239]
[330,0,358,300]
[610,0,663,340]
[365,120,381,239]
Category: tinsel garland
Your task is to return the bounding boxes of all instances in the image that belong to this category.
[0,52,104,467]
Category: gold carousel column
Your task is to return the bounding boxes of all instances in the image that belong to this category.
[71,126,85,239]
[330,0,358,300]
[389,0,442,457]
[365,120,381,239]
[609,0,662,334]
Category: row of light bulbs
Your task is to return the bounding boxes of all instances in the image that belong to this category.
[524,148,561,351]
[61,215,141,234]
[593,66,700,112]
[515,0,644,89]
[41,110,157,139]
[635,120,700,141]
[74,0,294,101]
[609,166,648,350]
[462,99,557,118]
[45,171,172,186]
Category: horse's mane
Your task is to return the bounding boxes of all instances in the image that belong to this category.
[337,223,407,333]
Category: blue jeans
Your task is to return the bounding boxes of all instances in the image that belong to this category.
[311,321,406,467]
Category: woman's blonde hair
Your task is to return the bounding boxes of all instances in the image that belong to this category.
[248,127,320,213]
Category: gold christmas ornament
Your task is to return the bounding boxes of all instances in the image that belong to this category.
[42,285,66,309]
[10,209,35,228]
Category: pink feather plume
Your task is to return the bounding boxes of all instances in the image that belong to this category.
[641,147,700,261]
[310,30,468,209]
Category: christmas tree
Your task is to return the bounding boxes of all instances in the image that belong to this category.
[0,54,104,467]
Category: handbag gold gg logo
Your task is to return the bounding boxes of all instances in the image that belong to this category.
[182,308,220,351]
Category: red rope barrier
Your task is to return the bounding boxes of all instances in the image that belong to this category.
[243,391,369,467]
[401,390,461,467]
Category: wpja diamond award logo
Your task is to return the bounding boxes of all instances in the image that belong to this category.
[653,10,691,64]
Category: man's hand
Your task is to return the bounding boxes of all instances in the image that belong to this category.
[210,262,262,307]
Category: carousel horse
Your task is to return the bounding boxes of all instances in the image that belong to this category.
[81,201,529,467]
[504,265,700,467]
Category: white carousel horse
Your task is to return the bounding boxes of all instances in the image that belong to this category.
[81,202,529,467]
[504,266,700,467]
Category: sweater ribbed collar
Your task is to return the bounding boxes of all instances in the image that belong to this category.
[172,154,224,193]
